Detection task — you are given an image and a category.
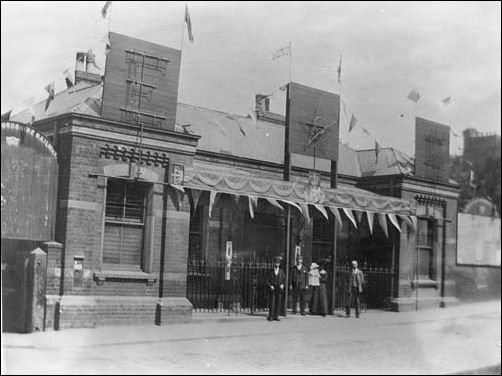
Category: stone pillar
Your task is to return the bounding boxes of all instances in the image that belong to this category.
[23,248,47,332]
[42,241,63,330]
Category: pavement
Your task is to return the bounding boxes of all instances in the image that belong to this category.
[1,300,501,375]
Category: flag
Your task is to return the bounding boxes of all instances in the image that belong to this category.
[407,89,421,103]
[208,191,218,217]
[23,97,36,123]
[348,114,359,133]
[313,204,329,221]
[271,45,291,61]
[442,95,451,106]
[387,213,401,232]
[86,50,100,70]
[44,81,55,111]
[362,127,370,136]
[375,141,381,162]
[101,1,112,18]
[185,5,194,43]
[337,54,342,84]
[378,213,389,237]
[62,68,74,88]
[246,108,257,128]
[366,211,374,234]
[299,202,311,223]
[265,197,283,211]
[342,208,357,229]
[104,33,112,56]
[227,114,246,137]
[248,195,258,218]
[282,199,302,214]
[328,206,343,227]
[1,110,12,122]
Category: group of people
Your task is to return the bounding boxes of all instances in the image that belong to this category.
[266,256,364,321]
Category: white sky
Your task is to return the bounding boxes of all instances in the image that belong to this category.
[1,1,500,155]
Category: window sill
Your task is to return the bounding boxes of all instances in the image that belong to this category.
[411,278,439,289]
[94,270,157,286]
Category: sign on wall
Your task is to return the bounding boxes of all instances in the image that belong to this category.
[457,214,501,267]
[101,32,181,130]
[415,117,450,183]
[286,82,340,162]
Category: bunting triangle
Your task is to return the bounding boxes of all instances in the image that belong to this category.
[208,191,219,218]
[387,213,401,232]
[398,214,414,231]
[328,206,343,227]
[313,204,329,220]
[378,213,389,238]
[187,188,202,213]
[265,197,283,211]
[410,215,418,231]
[248,195,257,218]
[282,199,302,214]
[366,211,374,234]
[355,210,363,223]
[342,208,357,229]
[299,202,311,223]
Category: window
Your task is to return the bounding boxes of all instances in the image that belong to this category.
[417,218,434,278]
[103,179,148,270]
[312,217,333,262]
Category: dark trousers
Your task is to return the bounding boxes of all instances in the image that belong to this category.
[309,286,319,313]
[318,284,328,316]
[291,288,307,314]
[268,288,282,319]
[345,287,361,316]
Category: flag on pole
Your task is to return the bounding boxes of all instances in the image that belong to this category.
[1,110,12,122]
[337,54,342,84]
[44,81,55,111]
[62,68,74,88]
[348,114,359,133]
[101,1,112,18]
[185,5,194,43]
[442,95,451,106]
[407,89,421,103]
[375,141,381,162]
[271,45,291,61]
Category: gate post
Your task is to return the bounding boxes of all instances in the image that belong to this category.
[24,248,47,332]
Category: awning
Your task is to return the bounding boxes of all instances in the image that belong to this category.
[182,163,415,217]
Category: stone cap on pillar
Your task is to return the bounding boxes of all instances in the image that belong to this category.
[30,247,47,256]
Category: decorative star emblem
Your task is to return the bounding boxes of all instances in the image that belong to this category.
[299,101,337,155]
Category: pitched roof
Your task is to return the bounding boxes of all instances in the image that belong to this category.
[357,147,414,177]
[11,81,102,124]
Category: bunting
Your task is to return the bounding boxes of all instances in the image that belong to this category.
[185,5,194,43]
[313,204,329,221]
[272,44,291,61]
[328,206,343,227]
[410,215,418,231]
[282,199,302,214]
[265,197,284,211]
[101,1,112,18]
[407,89,421,103]
[387,213,401,232]
[62,68,74,88]
[248,195,258,218]
[208,191,218,217]
[366,211,374,234]
[226,114,246,137]
[1,110,12,122]
[208,119,227,135]
[299,202,310,223]
[355,210,363,223]
[442,95,451,106]
[348,114,359,133]
[337,54,342,84]
[187,188,202,213]
[44,81,55,111]
[398,214,413,230]
[378,213,389,238]
[342,208,357,229]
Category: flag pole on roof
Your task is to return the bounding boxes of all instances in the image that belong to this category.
[101,1,113,31]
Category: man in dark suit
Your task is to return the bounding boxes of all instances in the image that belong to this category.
[267,256,286,321]
[345,260,364,318]
[289,255,309,315]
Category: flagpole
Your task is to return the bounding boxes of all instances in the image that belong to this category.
[289,41,292,85]
[108,2,113,32]
[180,4,186,52]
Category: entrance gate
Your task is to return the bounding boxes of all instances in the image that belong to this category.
[187,258,395,313]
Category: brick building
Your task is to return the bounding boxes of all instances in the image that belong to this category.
[6,33,464,329]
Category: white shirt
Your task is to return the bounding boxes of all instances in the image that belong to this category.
[296,265,302,271]
[274,267,279,276]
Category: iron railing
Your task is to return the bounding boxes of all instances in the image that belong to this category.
[187,258,395,314]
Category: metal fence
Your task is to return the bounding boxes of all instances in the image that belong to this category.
[187,258,395,314]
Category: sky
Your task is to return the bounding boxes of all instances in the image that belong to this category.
[1,1,500,155]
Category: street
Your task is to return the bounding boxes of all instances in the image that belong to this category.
[2,301,500,375]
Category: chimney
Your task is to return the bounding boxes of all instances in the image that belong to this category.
[74,51,102,85]
[255,94,270,116]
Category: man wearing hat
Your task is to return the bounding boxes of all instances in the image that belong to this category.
[289,255,309,315]
[345,260,365,318]
[266,256,286,321]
